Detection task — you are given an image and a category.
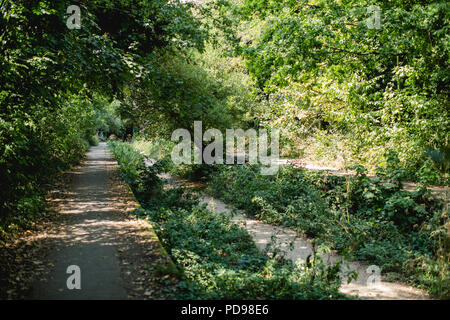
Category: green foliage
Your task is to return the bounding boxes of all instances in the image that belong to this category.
[132,138,174,160]
[206,163,449,297]
[119,49,248,140]
[110,141,344,299]
[208,165,333,237]
[0,93,103,235]
[108,141,165,202]
[94,100,124,138]
[88,135,100,147]
[2,0,448,298]
[206,0,449,184]
[146,202,343,299]
[0,0,207,233]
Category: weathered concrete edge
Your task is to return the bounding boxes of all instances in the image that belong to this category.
[104,147,178,270]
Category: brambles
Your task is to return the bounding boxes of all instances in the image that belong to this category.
[109,141,344,299]
[206,163,448,298]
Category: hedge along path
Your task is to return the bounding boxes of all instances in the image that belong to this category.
[156,171,430,300]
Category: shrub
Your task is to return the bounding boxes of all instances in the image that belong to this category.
[206,162,448,297]
[110,141,345,299]
[88,134,100,146]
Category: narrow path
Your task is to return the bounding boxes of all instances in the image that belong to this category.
[200,195,430,300]
[159,173,430,300]
[29,143,177,300]
[30,143,127,299]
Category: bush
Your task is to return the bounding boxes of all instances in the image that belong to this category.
[110,141,345,299]
[108,141,164,202]
[0,97,101,236]
[206,163,448,298]
[88,134,100,146]
[146,201,343,299]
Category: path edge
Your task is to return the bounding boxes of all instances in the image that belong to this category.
[104,147,178,271]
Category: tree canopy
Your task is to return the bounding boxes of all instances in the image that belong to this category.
[1,0,448,232]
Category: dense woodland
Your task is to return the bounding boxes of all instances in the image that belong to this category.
[1,0,449,298]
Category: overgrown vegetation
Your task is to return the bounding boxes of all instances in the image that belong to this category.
[2,0,448,300]
[185,0,449,185]
[205,161,449,298]
[0,0,204,235]
[244,0,449,184]
[109,140,346,299]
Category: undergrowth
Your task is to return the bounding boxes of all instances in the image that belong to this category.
[108,140,346,299]
[206,161,449,298]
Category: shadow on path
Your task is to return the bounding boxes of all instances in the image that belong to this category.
[30,143,127,300]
